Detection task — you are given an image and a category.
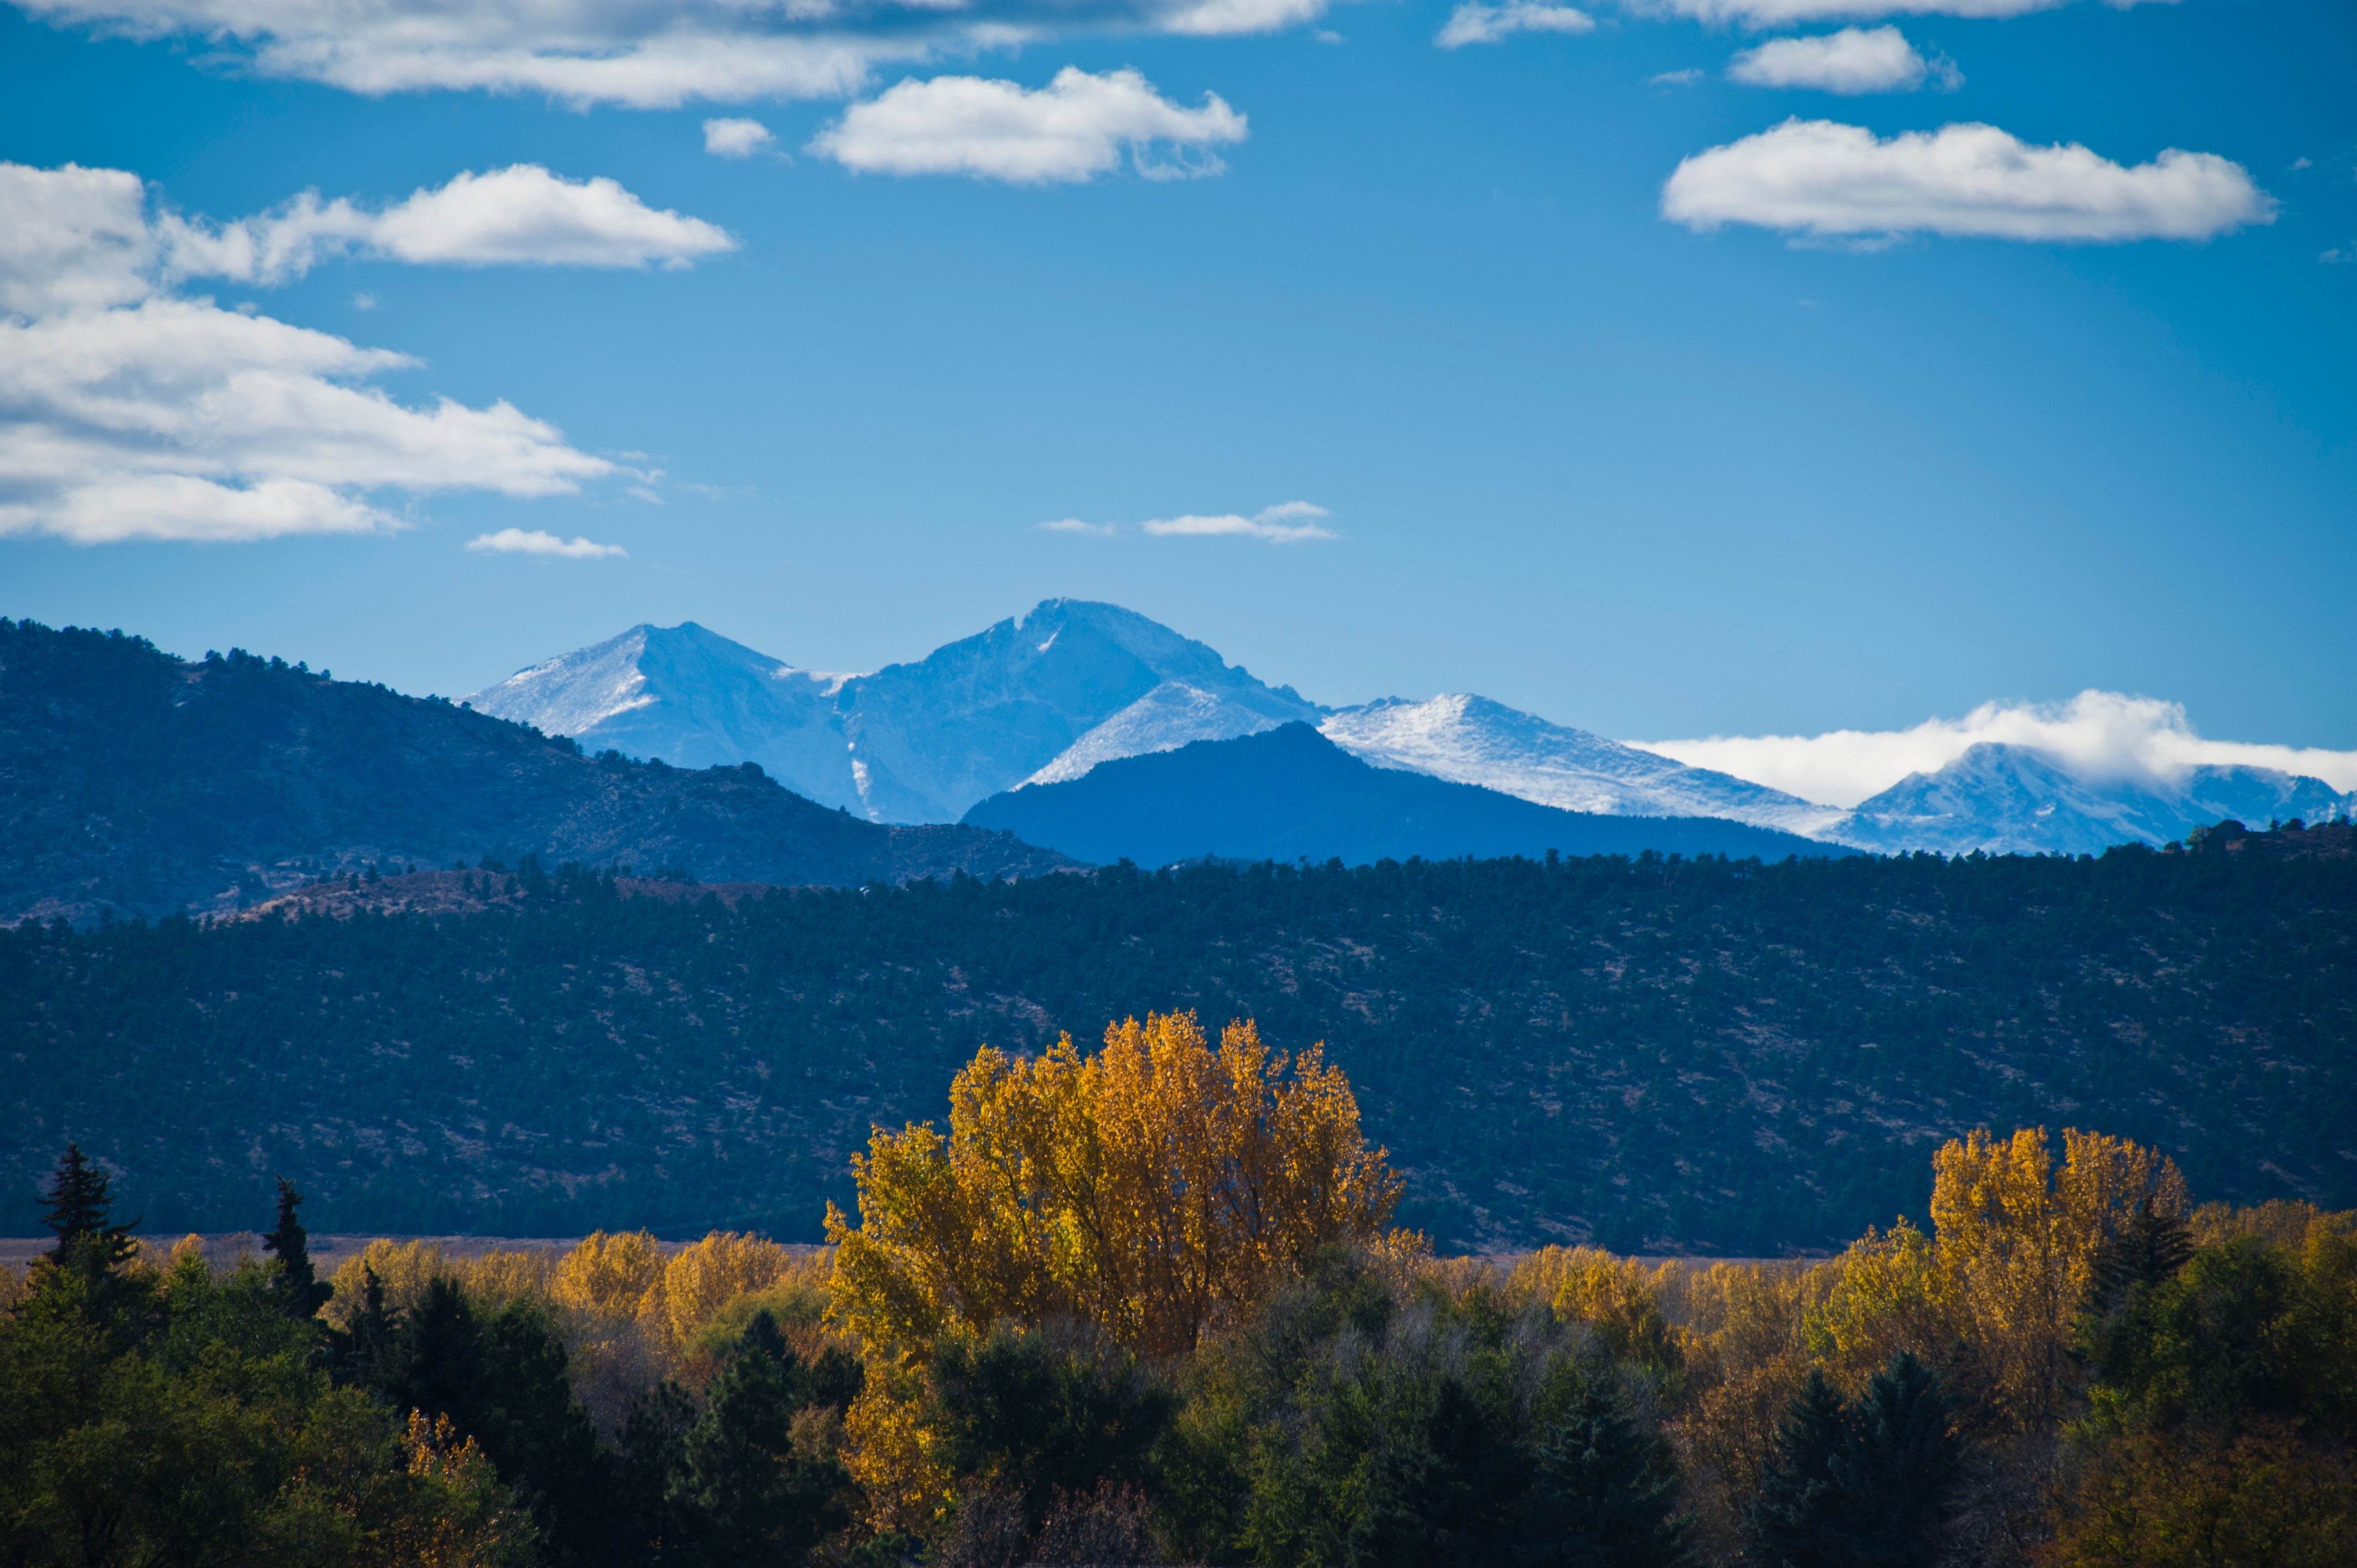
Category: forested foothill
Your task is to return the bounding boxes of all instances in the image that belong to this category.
[6,1018,2352,1568]
[4,818,2352,1252]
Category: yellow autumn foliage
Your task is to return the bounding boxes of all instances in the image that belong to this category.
[552,1229,667,1317]
[1510,1246,1680,1369]
[1929,1126,2186,1430]
[827,1011,1404,1359]
[650,1230,804,1348]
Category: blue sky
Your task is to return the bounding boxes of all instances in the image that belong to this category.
[1,0,2350,783]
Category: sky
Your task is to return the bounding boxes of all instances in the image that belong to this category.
[1,0,2351,797]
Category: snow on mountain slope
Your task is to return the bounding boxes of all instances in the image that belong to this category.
[466,601,1322,824]
[1835,743,2356,856]
[464,622,868,810]
[1320,695,1850,838]
[828,600,1322,822]
[1026,680,1299,785]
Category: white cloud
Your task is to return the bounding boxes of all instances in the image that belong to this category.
[466,527,627,557]
[158,166,734,285]
[0,162,619,545]
[1437,2,1594,48]
[1727,26,1944,93]
[1628,0,2172,24]
[1158,0,1332,34]
[1651,67,1704,85]
[0,162,157,316]
[1635,691,2357,808]
[812,67,1246,184]
[1662,120,2273,242]
[1140,501,1336,542]
[10,0,1348,109]
[704,117,778,157]
[1037,517,1119,535]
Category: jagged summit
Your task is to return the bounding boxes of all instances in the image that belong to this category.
[468,600,1326,823]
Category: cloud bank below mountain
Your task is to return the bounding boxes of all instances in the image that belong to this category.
[1637,691,2357,808]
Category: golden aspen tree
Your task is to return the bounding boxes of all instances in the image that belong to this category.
[552,1229,666,1318]
[827,1011,1402,1360]
[654,1231,796,1347]
[1929,1126,2186,1430]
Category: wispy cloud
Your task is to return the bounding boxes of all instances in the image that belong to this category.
[0,161,624,545]
[1727,27,1953,94]
[465,528,628,558]
[1651,68,1704,85]
[1662,120,2273,243]
[1141,501,1337,542]
[703,118,777,158]
[11,0,1341,110]
[1039,501,1339,541]
[1636,691,2357,807]
[812,68,1247,184]
[1437,2,1594,48]
[158,165,735,285]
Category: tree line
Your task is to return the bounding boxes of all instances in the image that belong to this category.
[4,823,2352,1252]
[6,1013,2351,1567]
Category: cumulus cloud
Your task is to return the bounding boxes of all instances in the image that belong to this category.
[1727,27,1949,92]
[1662,120,2273,242]
[704,117,778,157]
[1436,2,1593,47]
[1635,691,2357,808]
[1141,501,1336,542]
[812,68,1246,183]
[11,0,1341,109]
[466,527,627,557]
[157,166,735,285]
[0,161,623,544]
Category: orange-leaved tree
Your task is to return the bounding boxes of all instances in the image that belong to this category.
[826,1011,1404,1359]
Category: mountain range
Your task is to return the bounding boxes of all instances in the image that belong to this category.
[0,620,1071,925]
[468,602,2353,857]
[963,723,1849,868]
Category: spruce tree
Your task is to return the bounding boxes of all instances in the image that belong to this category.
[1744,1369,1849,1568]
[676,1310,849,1565]
[1517,1383,1692,1567]
[263,1175,334,1321]
[1829,1353,1960,1568]
[40,1142,137,1278]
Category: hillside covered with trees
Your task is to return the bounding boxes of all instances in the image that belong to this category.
[0,618,1071,926]
[4,820,2350,1252]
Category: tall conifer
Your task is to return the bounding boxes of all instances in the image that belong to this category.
[40,1142,137,1276]
[1744,1370,1849,1568]
[263,1175,334,1320]
[1830,1353,1960,1568]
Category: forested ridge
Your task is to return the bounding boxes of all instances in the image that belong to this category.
[4,821,2353,1251]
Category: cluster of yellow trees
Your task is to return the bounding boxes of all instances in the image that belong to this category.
[827,1013,1406,1362]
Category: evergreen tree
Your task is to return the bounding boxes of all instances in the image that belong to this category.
[1829,1353,1961,1568]
[40,1143,135,1265]
[263,1174,334,1321]
[1744,1370,1850,1568]
[675,1309,850,1566]
[1516,1383,1692,1568]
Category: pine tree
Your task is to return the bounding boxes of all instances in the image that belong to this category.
[1744,1370,1849,1568]
[1516,1383,1692,1568]
[676,1309,849,1565]
[40,1142,137,1278]
[263,1175,334,1321]
[1829,1353,1961,1568]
